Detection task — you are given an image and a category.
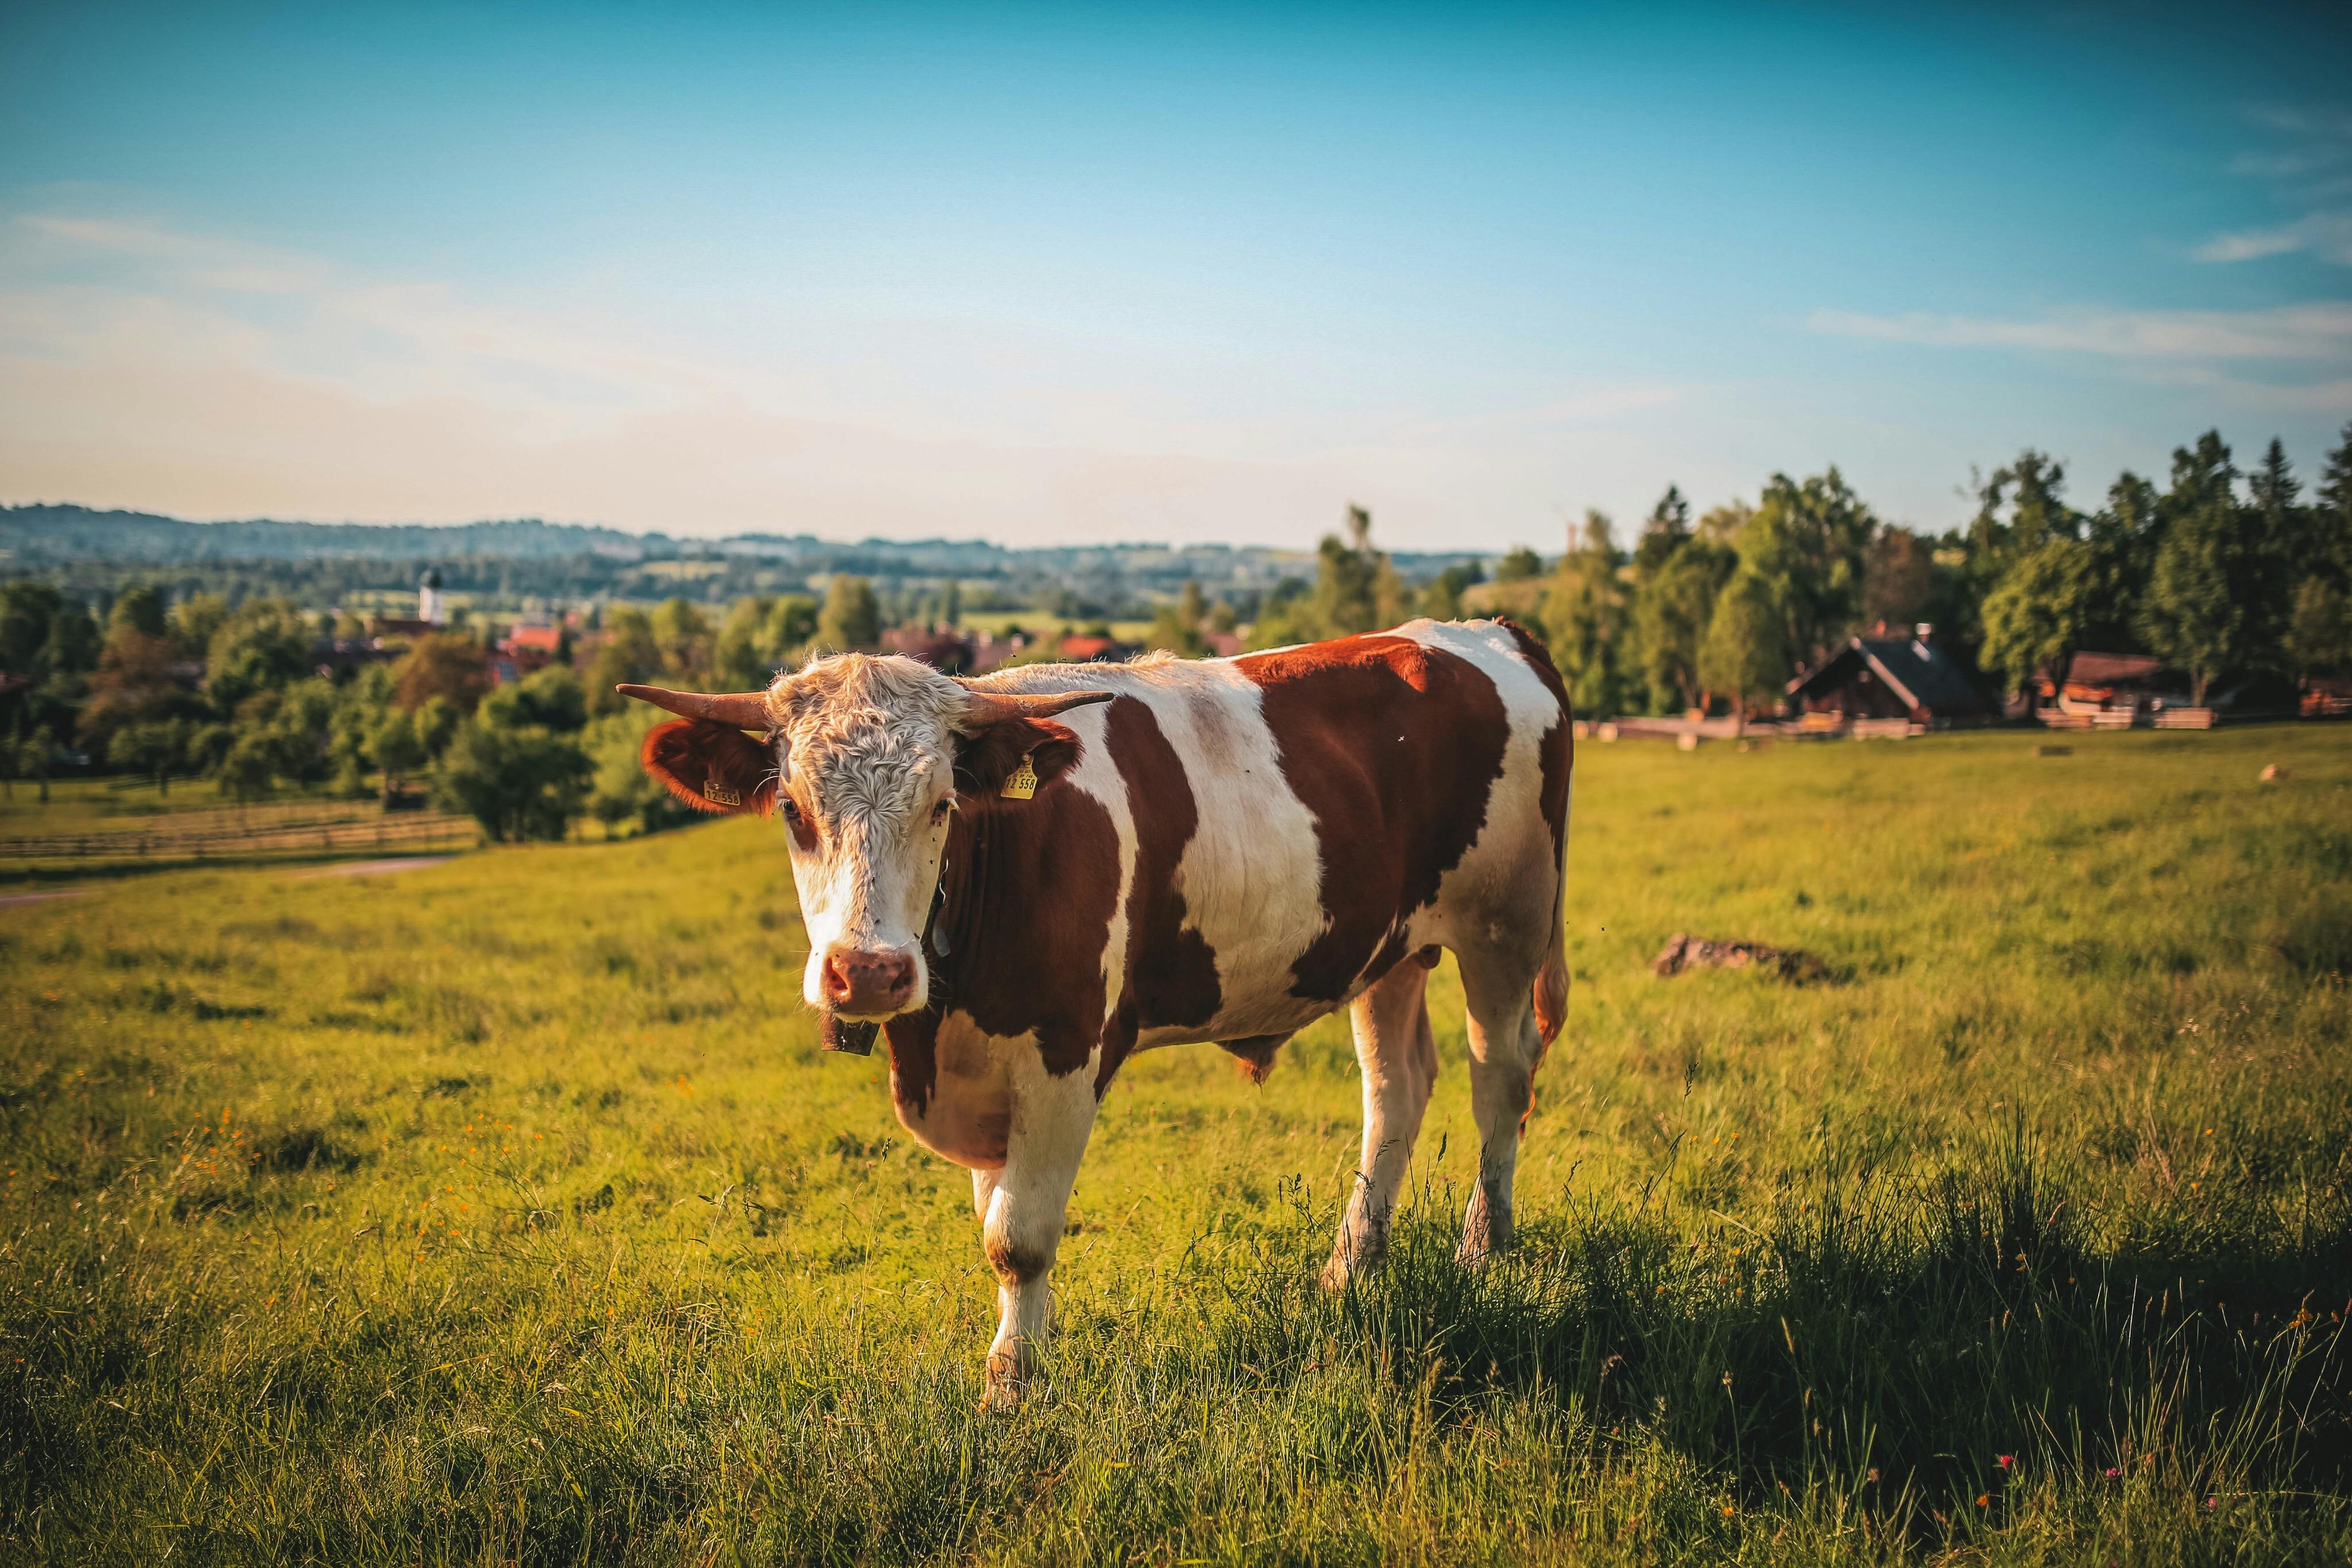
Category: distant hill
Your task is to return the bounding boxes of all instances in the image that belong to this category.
[0,505,663,564]
[0,502,1486,612]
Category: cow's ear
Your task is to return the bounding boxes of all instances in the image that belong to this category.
[640,719,776,815]
[953,716,1082,797]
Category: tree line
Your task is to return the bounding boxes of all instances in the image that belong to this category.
[0,571,904,839]
[1228,424,2352,716]
[3,420,2347,837]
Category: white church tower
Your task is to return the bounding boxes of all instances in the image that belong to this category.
[419,568,449,626]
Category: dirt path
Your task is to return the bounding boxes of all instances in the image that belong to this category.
[289,857,455,879]
[0,889,92,910]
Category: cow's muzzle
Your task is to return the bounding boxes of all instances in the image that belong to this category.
[820,946,918,1018]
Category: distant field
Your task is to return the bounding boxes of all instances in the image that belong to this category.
[0,780,481,880]
[957,611,1158,644]
[4,726,2351,1563]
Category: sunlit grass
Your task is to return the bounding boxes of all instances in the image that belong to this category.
[3,725,2350,1562]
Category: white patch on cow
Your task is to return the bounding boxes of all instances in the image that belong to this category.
[1049,703,1137,1031]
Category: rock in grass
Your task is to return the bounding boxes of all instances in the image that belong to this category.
[1651,932,1829,984]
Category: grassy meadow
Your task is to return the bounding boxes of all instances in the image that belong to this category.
[4,725,2352,1564]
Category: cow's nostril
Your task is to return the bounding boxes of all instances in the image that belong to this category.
[821,953,855,998]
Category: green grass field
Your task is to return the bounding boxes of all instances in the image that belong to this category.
[5,726,2351,1565]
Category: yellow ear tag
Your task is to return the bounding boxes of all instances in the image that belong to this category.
[705,780,741,807]
[1000,753,1038,800]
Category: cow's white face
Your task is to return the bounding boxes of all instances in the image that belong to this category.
[617,653,1115,1024]
[776,710,959,1018]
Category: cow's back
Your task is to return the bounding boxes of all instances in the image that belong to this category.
[981,619,1570,1056]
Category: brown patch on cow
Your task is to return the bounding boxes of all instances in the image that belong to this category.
[920,763,1124,1085]
[1217,1032,1291,1084]
[881,1008,943,1120]
[954,716,1081,797]
[985,1231,1049,1284]
[1103,698,1221,1033]
[639,720,777,815]
[1239,634,1511,1002]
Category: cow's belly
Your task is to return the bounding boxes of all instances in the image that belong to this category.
[1133,907,1435,1051]
[890,1011,1013,1170]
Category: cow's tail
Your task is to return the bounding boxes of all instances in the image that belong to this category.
[1531,835,1569,1049]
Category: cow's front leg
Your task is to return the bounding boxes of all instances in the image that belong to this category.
[977,1046,1098,1409]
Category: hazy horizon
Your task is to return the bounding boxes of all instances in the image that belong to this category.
[5,2,2349,553]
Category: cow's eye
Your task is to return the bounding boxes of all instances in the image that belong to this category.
[930,796,956,826]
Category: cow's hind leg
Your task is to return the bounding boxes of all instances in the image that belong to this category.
[977,1049,1097,1410]
[1455,940,1549,1265]
[1322,957,1438,1290]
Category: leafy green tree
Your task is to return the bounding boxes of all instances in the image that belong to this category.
[434,714,591,842]
[2316,420,2352,588]
[1968,451,2079,567]
[108,583,168,641]
[204,599,312,712]
[1146,582,1209,656]
[1416,562,1484,621]
[16,724,58,803]
[2247,438,2305,650]
[1860,527,1936,633]
[2140,433,2253,704]
[392,633,490,715]
[1737,469,1876,669]
[586,607,664,713]
[2074,472,2161,655]
[413,696,462,762]
[815,576,882,653]
[169,595,229,664]
[2285,578,2351,679]
[1492,546,1545,583]
[82,619,196,766]
[1979,539,2098,695]
[0,583,64,676]
[1307,508,1406,637]
[650,598,714,677]
[713,594,819,688]
[1632,534,1736,713]
[1541,512,1631,715]
[479,667,588,733]
[112,719,189,793]
[1697,568,1789,718]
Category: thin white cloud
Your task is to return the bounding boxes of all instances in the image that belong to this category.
[2198,106,2352,266]
[2195,211,2352,266]
[1808,303,2352,361]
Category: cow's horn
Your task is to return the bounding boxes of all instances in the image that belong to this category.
[614,685,772,729]
[955,685,1117,726]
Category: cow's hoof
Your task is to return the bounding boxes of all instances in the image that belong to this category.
[980,1342,1031,1411]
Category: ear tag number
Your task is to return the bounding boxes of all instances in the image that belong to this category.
[1000,753,1038,800]
[705,780,742,807]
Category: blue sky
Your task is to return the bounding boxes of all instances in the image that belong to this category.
[2,2,2347,551]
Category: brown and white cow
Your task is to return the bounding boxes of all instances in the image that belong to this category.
[620,619,1572,1406]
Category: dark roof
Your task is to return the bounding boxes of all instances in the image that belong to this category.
[1788,636,1991,715]
[2065,652,2166,687]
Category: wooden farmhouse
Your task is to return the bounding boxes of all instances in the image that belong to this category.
[1785,628,1995,734]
